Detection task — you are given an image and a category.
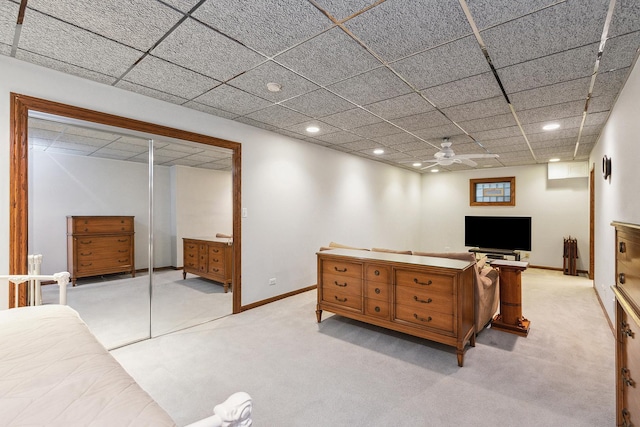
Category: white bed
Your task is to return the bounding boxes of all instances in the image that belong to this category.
[0,305,251,426]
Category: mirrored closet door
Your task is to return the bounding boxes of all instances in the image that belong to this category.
[15,97,240,350]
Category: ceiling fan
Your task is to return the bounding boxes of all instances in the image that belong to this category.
[407,138,499,170]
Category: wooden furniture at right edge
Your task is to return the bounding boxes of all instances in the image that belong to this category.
[183,237,233,292]
[490,260,530,337]
[612,221,640,427]
[316,249,476,367]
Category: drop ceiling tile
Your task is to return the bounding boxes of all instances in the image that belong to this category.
[516,101,585,126]
[315,131,363,144]
[233,117,279,132]
[392,36,490,90]
[497,43,599,93]
[115,79,190,105]
[328,67,412,106]
[592,68,630,97]
[533,147,576,157]
[1,1,18,45]
[286,120,341,136]
[509,77,590,110]
[480,0,607,69]
[339,139,380,151]
[27,0,184,51]
[530,138,577,150]
[457,112,517,133]
[151,18,265,81]
[599,31,640,72]
[29,118,66,133]
[375,151,413,162]
[183,101,239,120]
[123,55,220,99]
[405,147,439,159]
[244,105,311,128]
[344,0,470,62]
[100,141,149,154]
[421,72,503,108]
[589,95,617,114]
[390,110,452,132]
[91,148,138,160]
[63,126,119,141]
[481,137,530,153]
[442,96,510,122]
[320,108,383,130]
[521,115,584,134]
[585,111,610,127]
[194,84,271,116]
[50,140,99,153]
[45,146,95,157]
[392,140,436,152]
[413,124,466,141]
[0,43,10,55]
[160,157,205,167]
[192,0,332,56]
[115,135,153,149]
[527,128,580,143]
[365,93,435,120]
[472,126,521,142]
[228,60,319,103]
[56,133,112,147]
[162,0,200,13]
[276,27,381,86]
[608,0,640,37]
[282,88,354,117]
[373,132,424,146]
[351,122,402,139]
[20,10,142,77]
[312,0,379,21]
[465,0,556,30]
[15,50,118,85]
[576,142,595,157]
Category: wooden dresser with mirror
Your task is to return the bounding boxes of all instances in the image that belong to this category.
[612,221,640,427]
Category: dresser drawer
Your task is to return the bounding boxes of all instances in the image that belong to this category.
[395,269,453,294]
[322,288,362,311]
[395,303,454,333]
[617,231,640,264]
[365,281,390,301]
[71,216,133,234]
[323,273,362,296]
[395,285,453,315]
[322,260,362,279]
[365,298,390,319]
[618,260,640,308]
[619,303,640,422]
[365,264,390,283]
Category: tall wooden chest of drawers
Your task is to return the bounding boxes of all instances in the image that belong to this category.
[67,216,135,286]
[316,249,475,366]
[613,222,640,427]
[183,237,233,292]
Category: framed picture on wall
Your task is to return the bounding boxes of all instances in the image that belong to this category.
[470,177,516,206]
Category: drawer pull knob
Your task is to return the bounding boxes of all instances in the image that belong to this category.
[118,259,127,263]
[335,296,347,303]
[213,258,219,262]
[622,409,631,427]
[212,268,219,272]
[619,242,626,253]
[84,228,88,232]
[374,270,380,276]
[213,249,220,253]
[621,367,635,387]
[621,322,634,338]
[334,281,347,287]
[80,252,92,256]
[413,314,432,323]
[375,306,381,312]
[413,296,433,304]
[375,288,381,294]
[81,263,93,267]
[189,254,194,258]
[619,273,626,284]
[414,278,432,286]
[81,240,92,244]
[334,266,347,273]
[118,239,127,242]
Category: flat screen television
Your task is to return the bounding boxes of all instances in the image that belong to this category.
[464,216,532,251]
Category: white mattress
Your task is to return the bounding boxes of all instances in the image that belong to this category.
[0,305,176,426]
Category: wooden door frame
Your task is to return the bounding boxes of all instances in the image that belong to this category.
[589,164,595,280]
[9,93,243,313]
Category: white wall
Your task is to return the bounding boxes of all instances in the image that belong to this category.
[174,165,232,266]
[420,164,590,270]
[0,55,422,308]
[590,60,640,322]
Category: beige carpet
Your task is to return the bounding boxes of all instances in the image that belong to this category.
[111,268,614,426]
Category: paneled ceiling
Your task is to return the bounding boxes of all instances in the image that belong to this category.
[3,0,640,172]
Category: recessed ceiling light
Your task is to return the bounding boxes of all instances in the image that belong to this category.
[412,162,422,167]
[266,82,282,92]
[542,123,560,131]
[430,169,439,173]
[549,158,561,162]
[373,148,384,155]
[306,126,320,133]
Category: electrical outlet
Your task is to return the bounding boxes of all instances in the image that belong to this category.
[269,278,276,286]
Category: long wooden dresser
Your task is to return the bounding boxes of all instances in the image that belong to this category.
[67,216,135,286]
[183,237,233,292]
[316,249,476,366]
[613,222,640,427]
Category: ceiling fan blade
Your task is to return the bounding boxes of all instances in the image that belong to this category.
[459,158,478,167]
[454,153,499,159]
[420,162,441,170]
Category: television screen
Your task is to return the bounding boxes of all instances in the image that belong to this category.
[464,216,532,251]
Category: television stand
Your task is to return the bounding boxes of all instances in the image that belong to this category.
[469,248,521,261]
